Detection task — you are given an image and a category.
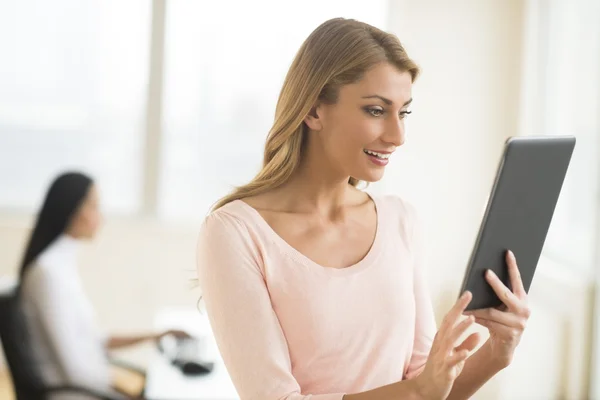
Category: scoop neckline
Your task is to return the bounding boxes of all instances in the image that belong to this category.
[234,193,384,277]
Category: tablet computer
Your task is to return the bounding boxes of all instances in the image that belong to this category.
[460,135,576,311]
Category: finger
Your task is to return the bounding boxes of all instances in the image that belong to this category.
[506,250,526,298]
[474,318,512,335]
[448,349,470,366]
[455,332,481,353]
[470,307,527,329]
[440,291,473,333]
[475,317,522,336]
[485,269,521,311]
[446,315,475,348]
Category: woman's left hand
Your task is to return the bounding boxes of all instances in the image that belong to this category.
[158,329,192,341]
[465,250,531,369]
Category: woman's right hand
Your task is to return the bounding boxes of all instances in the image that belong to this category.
[413,291,481,400]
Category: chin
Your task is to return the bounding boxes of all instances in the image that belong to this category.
[353,170,386,183]
[84,231,98,240]
[350,156,389,183]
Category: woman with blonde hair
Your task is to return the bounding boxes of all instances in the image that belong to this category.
[197,18,531,400]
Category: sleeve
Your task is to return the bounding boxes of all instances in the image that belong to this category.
[25,267,113,392]
[403,203,438,380]
[196,211,344,400]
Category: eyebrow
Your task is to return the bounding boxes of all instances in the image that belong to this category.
[361,95,413,107]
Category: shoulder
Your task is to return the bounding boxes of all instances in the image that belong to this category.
[21,260,59,301]
[197,200,263,261]
[23,259,54,285]
[201,200,250,236]
[376,194,416,212]
[374,195,429,270]
[374,194,421,233]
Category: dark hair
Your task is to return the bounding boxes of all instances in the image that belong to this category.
[19,171,94,280]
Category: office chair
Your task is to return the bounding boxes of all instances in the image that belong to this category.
[0,285,129,400]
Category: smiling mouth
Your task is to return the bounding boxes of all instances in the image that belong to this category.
[363,149,391,160]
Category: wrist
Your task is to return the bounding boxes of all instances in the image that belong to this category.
[480,340,511,371]
[406,376,428,400]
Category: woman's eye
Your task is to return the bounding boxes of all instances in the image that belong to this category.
[366,107,384,117]
[399,110,412,119]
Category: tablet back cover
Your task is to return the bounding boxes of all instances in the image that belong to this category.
[461,136,576,310]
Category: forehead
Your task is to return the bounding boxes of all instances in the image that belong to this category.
[339,62,413,103]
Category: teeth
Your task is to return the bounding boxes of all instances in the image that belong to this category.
[364,149,391,159]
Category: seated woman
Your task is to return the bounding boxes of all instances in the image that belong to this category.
[19,171,188,399]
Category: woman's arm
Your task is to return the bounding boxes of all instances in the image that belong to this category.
[342,381,421,400]
[401,199,485,399]
[403,200,441,379]
[197,212,427,400]
[449,251,531,400]
[106,330,189,350]
[446,341,504,400]
[106,334,157,350]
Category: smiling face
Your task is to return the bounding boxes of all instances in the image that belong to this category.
[304,62,413,183]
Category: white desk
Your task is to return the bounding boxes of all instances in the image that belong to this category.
[144,308,239,400]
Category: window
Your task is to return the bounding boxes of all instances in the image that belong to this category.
[0,0,151,215]
[157,0,390,221]
[0,0,392,219]
[524,0,600,270]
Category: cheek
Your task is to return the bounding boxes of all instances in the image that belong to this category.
[322,112,382,158]
[90,211,102,229]
[324,128,357,159]
[82,209,101,231]
[346,119,383,152]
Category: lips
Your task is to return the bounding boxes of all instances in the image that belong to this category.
[363,149,391,160]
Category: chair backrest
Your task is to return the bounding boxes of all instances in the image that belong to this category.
[0,286,47,399]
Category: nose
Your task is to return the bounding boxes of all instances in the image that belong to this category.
[383,116,405,147]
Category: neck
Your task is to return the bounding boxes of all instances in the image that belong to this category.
[63,225,81,240]
[277,135,359,216]
[57,233,81,249]
[37,233,81,265]
[63,231,78,240]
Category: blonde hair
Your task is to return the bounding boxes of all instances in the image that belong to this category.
[212,18,419,211]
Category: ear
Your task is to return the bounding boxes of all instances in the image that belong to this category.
[304,104,323,131]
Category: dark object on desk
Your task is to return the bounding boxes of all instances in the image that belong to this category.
[175,359,215,376]
[158,335,215,376]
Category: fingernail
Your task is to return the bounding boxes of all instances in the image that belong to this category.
[486,269,493,278]
[508,250,515,260]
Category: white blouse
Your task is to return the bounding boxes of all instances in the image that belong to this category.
[21,234,114,398]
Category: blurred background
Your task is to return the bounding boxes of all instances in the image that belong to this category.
[0,0,599,399]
